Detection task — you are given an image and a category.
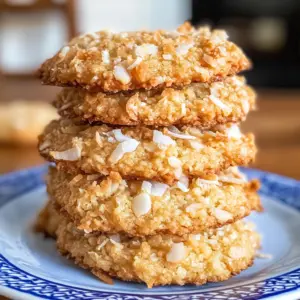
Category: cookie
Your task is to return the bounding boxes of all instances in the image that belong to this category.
[54,76,255,128]
[39,23,250,92]
[0,100,57,145]
[36,201,260,288]
[47,166,261,236]
[38,119,256,184]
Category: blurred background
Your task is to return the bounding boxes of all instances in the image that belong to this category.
[0,0,299,178]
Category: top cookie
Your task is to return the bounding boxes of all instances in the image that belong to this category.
[39,22,251,92]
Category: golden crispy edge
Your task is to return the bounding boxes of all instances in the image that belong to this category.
[47,166,262,236]
[53,78,256,128]
[38,23,251,92]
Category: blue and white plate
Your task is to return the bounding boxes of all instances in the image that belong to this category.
[0,166,300,300]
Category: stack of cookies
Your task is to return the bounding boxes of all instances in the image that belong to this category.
[36,22,262,288]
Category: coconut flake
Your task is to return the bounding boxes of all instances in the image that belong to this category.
[166,242,186,263]
[174,168,182,179]
[153,130,175,146]
[177,175,189,192]
[166,126,196,140]
[60,46,70,57]
[96,239,108,250]
[113,65,131,84]
[191,234,201,241]
[189,140,205,150]
[227,125,242,139]
[156,76,166,84]
[256,252,273,259]
[102,50,110,64]
[109,234,121,245]
[203,54,216,67]
[176,43,194,55]
[109,139,139,163]
[141,181,152,194]
[163,54,173,60]
[50,145,81,161]
[128,57,143,70]
[151,182,169,196]
[112,129,132,142]
[229,246,246,259]
[132,192,152,217]
[39,140,51,151]
[168,156,181,168]
[196,178,219,186]
[242,100,250,114]
[209,95,228,110]
[215,208,232,222]
[186,203,202,213]
[135,44,158,57]
[218,175,246,185]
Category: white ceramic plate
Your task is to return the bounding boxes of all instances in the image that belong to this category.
[0,166,300,300]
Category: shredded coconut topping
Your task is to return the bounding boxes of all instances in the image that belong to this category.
[60,46,70,57]
[191,234,201,241]
[203,54,217,67]
[256,252,273,259]
[153,130,176,146]
[141,181,168,196]
[113,65,131,84]
[168,156,181,168]
[186,203,202,213]
[215,208,233,222]
[127,57,143,70]
[151,182,169,196]
[227,125,242,139]
[109,234,120,245]
[176,43,194,55]
[166,126,196,140]
[177,175,189,192]
[166,242,186,263]
[50,145,81,161]
[141,181,152,194]
[189,140,205,150]
[209,95,228,110]
[196,178,219,186]
[163,54,173,60]
[135,44,158,57]
[132,192,152,217]
[102,50,110,64]
[229,246,246,259]
[109,139,139,163]
[96,239,108,250]
[218,175,246,185]
[39,140,51,151]
[112,129,132,142]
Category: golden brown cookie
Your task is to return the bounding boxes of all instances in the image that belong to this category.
[38,119,256,184]
[54,76,255,128]
[47,166,261,236]
[37,201,260,288]
[0,100,57,145]
[39,23,250,92]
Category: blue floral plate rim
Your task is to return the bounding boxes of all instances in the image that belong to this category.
[0,165,300,300]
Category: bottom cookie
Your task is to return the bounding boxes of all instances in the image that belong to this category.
[36,201,261,288]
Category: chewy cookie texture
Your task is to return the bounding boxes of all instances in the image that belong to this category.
[36,22,261,288]
[37,201,261,288]
[39,22,251,92]
[39,119,256,184]
[47,166,261,236]
[54,76,255,127]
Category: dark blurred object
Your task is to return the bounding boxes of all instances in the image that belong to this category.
[192,0,300,88]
